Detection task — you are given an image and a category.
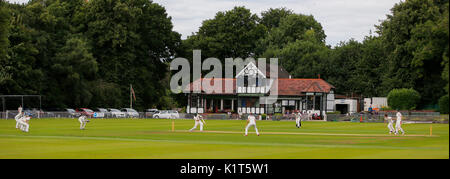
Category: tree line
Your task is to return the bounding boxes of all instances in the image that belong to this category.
[0,0,448,111]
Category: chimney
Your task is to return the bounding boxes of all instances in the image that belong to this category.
[318,74,321,79]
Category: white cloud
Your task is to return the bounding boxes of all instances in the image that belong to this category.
[5,0,27,4]
[5,0,401,46]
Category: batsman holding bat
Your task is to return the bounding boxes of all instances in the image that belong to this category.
[189,113,205,132]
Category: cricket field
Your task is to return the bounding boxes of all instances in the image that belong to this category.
[0,118,448,159]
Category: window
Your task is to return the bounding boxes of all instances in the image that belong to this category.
[244,76,248,87]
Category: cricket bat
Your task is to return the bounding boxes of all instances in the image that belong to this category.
[201,118,206,125]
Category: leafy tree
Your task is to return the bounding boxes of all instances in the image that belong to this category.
[438,95,449,114]
[259,7,293,31]
[50,36,98,107]
[0,2,43,96]
[387,88,421,110]
[0,0,9,59]
[326,40,362,95]
[0,0,11,84]
[256,11,328,80]
[82,0,181,110]
[184,6,266,61]
[259,13,326,54]
[271,35,330,79]
[353,36,389,97]
[377,0,449,107]
[88,80,123,108]
[2,0,181,110]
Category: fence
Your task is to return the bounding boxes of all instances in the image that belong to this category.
[327,112,448,123]
[1,111,448,123]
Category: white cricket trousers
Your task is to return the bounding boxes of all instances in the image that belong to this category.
[395,122,404,134]
[79,118,87,129]
[15,114,22,129]
[387,123,394,133]
[296,118,301,127]
[245,123,259,135]
[19,121,29,132]
[190,121,203,131]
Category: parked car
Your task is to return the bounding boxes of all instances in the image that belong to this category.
[145,109,159,118]
[90,108,105,118]
[76,108,94,117]
[121,108,139,118]
[108,108,126,118]
[97,108,108,112]
[66,108,78,118]
[153,110,179,119]
[169,110,180,119]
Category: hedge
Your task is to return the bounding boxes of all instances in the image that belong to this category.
[439,95,449,114]
[387,88,421,110]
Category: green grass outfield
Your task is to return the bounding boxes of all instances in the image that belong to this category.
[0,118,448,159]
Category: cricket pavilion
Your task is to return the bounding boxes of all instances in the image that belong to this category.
[185,62,335,119]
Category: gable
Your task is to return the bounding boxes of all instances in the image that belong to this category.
[235,62,267,78]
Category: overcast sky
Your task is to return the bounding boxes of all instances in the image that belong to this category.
[6,0,401,46]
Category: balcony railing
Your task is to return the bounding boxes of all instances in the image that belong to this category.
[237,86,266,94]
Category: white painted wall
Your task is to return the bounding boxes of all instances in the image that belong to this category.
[364,97,388,111]
[335,99,357,114]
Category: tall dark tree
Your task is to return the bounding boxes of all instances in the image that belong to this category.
[1,2,43,96]
[0,0,11,84]
[82,0,181,109]
[259,7,293,31]
[50,36,98,107]
[271,31,330,79]
[1,0,182,110]
[0,0,9,59]
[257,11,328,81]
[377,0,449,106]
[353,36,389,97]
[259,13,326,54]
[184,6,266,61]
[327,40,363,95]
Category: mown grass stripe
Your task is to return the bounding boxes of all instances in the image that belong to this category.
[0,134,442,150]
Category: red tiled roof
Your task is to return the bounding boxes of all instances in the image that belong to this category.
[186,78,334,95]
[273,79,335,95]
[187,78,236,94]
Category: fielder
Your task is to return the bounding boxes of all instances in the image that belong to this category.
[189,114,205,132]
[15,105,23,129]
[395,111,405,135]
[384,114,394,134]
[245,113,259,136]
[78,114,90,130]
[18,113,31,132]
[295,111,302,128]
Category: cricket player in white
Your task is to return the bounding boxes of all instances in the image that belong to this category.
[19,114,31,132]
[189,114,205,132]
[15,105,23,129]
[78,114,90,130]
[245,113,259,136]
[295,111,302,128]
[384,114,394,134]
[395,111,405,135]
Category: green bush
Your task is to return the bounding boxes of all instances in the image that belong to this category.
[387,88,421,110]
[439,95,449,114]
[272,113,283,121]
[261,113,267,120]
